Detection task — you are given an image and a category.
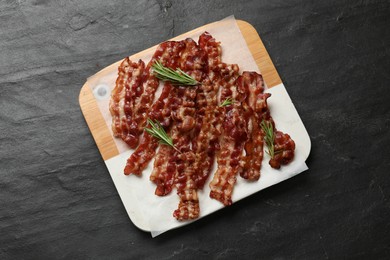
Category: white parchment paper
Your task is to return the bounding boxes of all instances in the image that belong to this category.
[86,16,311,237]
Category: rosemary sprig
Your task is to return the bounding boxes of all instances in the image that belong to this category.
[144,119,180,153]
[152,61,199,86]
[220,97,234,107]
[260,120,275,159]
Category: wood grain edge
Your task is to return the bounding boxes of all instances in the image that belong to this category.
[237,20,282,88]
[79,20,282,161]
[79,82,119,160]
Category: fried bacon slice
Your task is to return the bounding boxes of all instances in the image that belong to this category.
[168,39,206,220]
[169,85,198,219]
[191,82,220,189]
[124,83,173,175]
[198,31,221,68]
[173,150,198,220]
[150,142,176,195]
[269,131,295,169]
[239,72,266,181]
[171,109,201,220]
[109,58,145,148]
[129,64,159,144]
[209,63,246,206]
[109,56,160,149]
[190,32,223,189]
[150,84,198,197]
[250,93,295,170]
[109,57,130,138]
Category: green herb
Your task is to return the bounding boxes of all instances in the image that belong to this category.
[260,120,275,159]
[220,97,234,107]
[145,119,180,153]
[152,61,199,86]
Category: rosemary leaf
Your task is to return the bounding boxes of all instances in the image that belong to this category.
[260,120,275,159]
[145,119,180,153]
[152,61,199,86]
[220,97,234,107]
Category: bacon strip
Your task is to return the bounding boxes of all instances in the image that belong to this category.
[124,84,173,175]
[149,84,196,196]
[171,86,198,219]
[150,143,176,195]
[191,84,220,189]
[129,66,159,143]
[173,150,198,220]
[239,72,266,181]
[153,41,186,69]
[269,131,295,168]
[198,31,221,69]
[190,33,223,189]
[170,39,207,220]
[209,63,246,206]
[109,58,145,148]
[109,58,130,138]
[247,91,296,169]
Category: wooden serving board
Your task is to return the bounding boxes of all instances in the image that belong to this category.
[79,20,282,161]
[79,19,312,233]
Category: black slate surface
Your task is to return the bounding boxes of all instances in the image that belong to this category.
[1,0,389,259]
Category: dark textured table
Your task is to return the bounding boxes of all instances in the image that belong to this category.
[1,1,389,259]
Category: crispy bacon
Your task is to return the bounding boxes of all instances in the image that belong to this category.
[149,84,198,197]
[110,32,296,220]
[170,39,207,220]
[109,58,145,148]
[153,40,186,69]
[239,72,266,181]
[150,38,205,203]
[209,63,246,206]
[124,84,173,175]
[130,66,159,141]
[173,150,198,220]
[111,40,188,151]
[172,35,234,220]
[109,58,130,138]
[247,92,295,169]
[150,142,176,196]
[191,83,220,189]
[190,32,223,189]
[124,40,191,175]
[199,31,221,69]
[170,85,198,219]
[269,131,295,169]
